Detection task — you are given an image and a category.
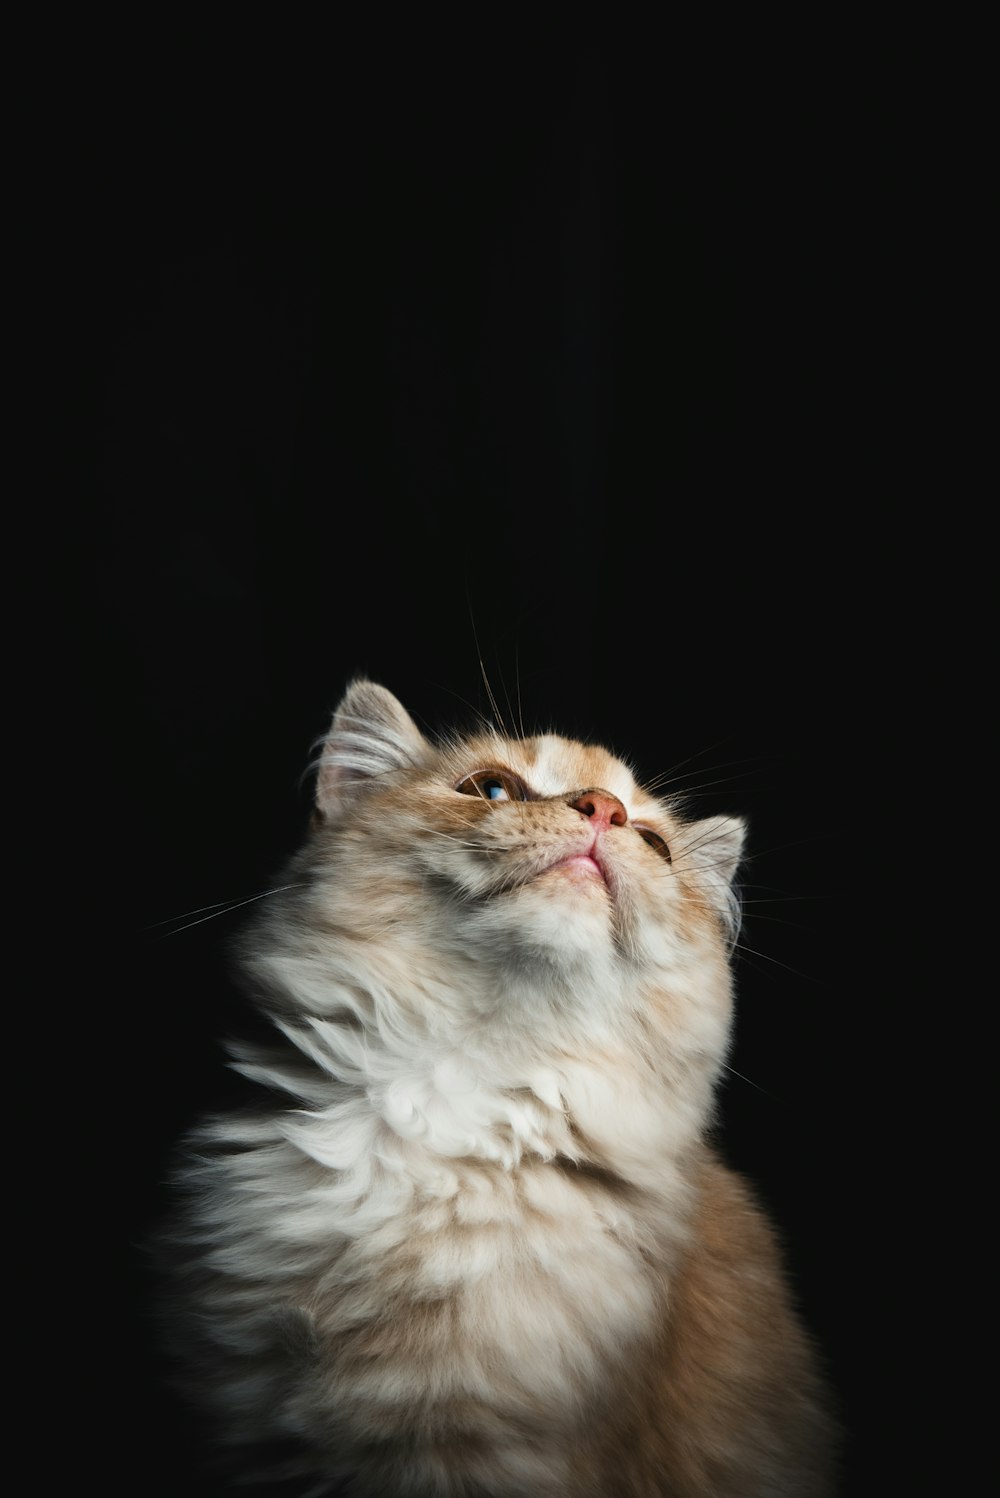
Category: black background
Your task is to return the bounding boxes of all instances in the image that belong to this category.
[40,25,967,1498]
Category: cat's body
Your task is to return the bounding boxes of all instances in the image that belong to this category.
[158,680,838,1496]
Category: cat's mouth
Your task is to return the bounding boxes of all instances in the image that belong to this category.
[541,836,610,888]
[552,852,605,881]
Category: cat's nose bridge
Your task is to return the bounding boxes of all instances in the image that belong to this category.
[567,788,628,830]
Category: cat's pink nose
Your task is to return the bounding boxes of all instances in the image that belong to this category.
[568,789,628,829]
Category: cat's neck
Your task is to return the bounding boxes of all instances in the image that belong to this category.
[262,1010,712,1207]
[247,895,726,1198]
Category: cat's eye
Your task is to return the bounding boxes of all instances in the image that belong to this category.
[636,825,671,863]
[455,769,529,803]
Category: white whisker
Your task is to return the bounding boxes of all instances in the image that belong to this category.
[150,883,306,939]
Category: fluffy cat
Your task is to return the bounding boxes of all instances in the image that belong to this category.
[157,678,839,1496]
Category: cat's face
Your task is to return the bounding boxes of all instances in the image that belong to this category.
[253,681,744,1064]
[379,728,715,976]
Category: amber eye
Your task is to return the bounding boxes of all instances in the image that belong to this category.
[636,825,672,863]
[455,769,529,803]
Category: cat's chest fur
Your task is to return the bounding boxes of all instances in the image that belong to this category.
[312,1151,667,1399]
[285,1127,682,1497]
[234,1043,691,1374]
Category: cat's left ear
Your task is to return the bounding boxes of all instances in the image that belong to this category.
[679,815,746,888]
[677,815,746,936]
[313,678,429,818]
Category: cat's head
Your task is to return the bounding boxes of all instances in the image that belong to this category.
[247,680,745,1060]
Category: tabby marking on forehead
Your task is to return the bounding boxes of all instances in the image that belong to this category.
[500,733,640,805]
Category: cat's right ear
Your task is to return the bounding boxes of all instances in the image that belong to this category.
[312,679,429,819]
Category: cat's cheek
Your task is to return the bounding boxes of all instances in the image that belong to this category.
[411,843,507,902]
[627,905,691,974]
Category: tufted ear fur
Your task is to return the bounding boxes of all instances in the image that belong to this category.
[314,679,429,817]
[677,815,746,942]
[682,815,746,887]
